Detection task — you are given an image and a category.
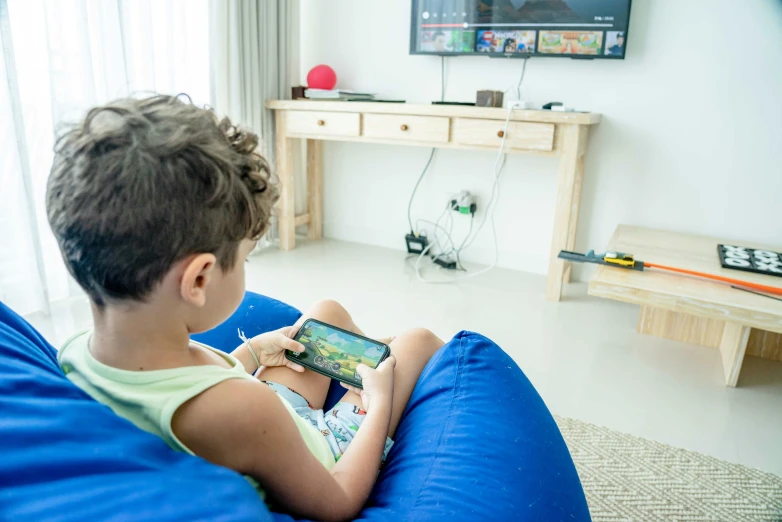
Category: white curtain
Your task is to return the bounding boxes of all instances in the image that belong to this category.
[210,0,299,163]
[0,0,211,316]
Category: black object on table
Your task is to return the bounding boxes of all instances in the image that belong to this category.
[432,101,476,106]
[718,244,782,278]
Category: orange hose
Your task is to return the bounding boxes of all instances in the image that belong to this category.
[643,262,782,296]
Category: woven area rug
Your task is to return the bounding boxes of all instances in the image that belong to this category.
[555,416,782,521]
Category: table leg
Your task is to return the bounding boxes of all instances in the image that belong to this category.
[719,322,750,387]
[562,133,587,284]
[275,112,295,251]
[637,305,725,348]
[546,124,589,301]
[747,328,782,361]
[306,139,323,240]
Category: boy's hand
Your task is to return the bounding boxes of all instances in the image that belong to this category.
[249,326,306,372]
[340,355,396,412]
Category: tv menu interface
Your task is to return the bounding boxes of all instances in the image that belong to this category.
[411,0,631,59]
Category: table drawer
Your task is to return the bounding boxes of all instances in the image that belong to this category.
[452,118,554,151]
[286,111,360,137]
[363,114,449,143]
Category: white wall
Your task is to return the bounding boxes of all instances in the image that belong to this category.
[299,0,782,278]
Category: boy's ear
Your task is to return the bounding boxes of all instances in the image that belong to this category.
[180,253,218,307]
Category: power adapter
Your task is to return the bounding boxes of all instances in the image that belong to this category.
[405,233,429,254]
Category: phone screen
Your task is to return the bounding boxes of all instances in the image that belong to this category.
[288,319,389,387]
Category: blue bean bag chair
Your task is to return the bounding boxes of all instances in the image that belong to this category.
[0,292,589,521]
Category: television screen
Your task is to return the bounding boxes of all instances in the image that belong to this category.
[410,0,631,59]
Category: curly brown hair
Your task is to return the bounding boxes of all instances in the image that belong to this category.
[46,94,278,307]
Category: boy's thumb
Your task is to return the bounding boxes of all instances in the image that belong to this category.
[380,355,396,370]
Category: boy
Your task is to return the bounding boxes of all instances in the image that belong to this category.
[48,95,444,521]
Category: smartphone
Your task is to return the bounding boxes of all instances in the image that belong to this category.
[286,318,390,388]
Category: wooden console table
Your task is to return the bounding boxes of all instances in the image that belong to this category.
[588,225,782,386]
[266,100,601,301]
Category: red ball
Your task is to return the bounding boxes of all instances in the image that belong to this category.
[307,65,337,90]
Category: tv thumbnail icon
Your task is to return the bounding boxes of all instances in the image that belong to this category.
[419,29,476,53]
[605,31,626,56]
[538,31,603,55]
[476,30,536,54]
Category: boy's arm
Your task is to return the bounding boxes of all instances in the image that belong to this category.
[230,342,262,373]
[230,326,306,375]
[327,402,390,505]
[172,378,385,522]
[325,359,396,505]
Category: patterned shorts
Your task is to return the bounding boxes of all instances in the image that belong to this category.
[263,381,394,462]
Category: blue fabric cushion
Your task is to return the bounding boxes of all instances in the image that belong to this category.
[359,331,589,521]
[0,296,270,521]
[1,292,589,521]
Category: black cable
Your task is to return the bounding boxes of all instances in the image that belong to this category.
[407,56,446,234]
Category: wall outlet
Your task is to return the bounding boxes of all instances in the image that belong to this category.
[504,99,535,109]
[451,190,476,214]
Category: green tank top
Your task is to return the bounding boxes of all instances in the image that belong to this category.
[58,332,336,494]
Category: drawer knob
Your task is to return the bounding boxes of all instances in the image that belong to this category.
[400,124,409,131]
[497,130,505,138]
[317,120,325,126]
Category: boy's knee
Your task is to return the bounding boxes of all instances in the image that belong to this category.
[309,299,347,315]
[400,328,445,353]
[304,299,354,327]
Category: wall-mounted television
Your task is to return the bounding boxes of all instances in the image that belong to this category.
[410,0,632,59]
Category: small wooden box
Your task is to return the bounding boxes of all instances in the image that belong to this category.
[292,86,307,100]
[476,90,504,108]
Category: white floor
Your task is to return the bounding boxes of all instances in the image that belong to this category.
[26,239,782,476]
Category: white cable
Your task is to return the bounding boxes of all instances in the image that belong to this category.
[415,193,465,260]
[435,198,455,255]
[417,219,454,256]
[503,57,530,100]
[515,57,529,100]
[414,103,520,284]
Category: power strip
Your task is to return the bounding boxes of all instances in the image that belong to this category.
[433,257,457,270]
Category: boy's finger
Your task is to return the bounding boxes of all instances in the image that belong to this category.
[379,355,396,370]
[284,337,305,352]
[285,361,305,372]
[281,325,298,339]
[274,333,297,351]
[355,364,371,378]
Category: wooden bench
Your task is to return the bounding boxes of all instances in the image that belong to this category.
[587,225,782,386]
